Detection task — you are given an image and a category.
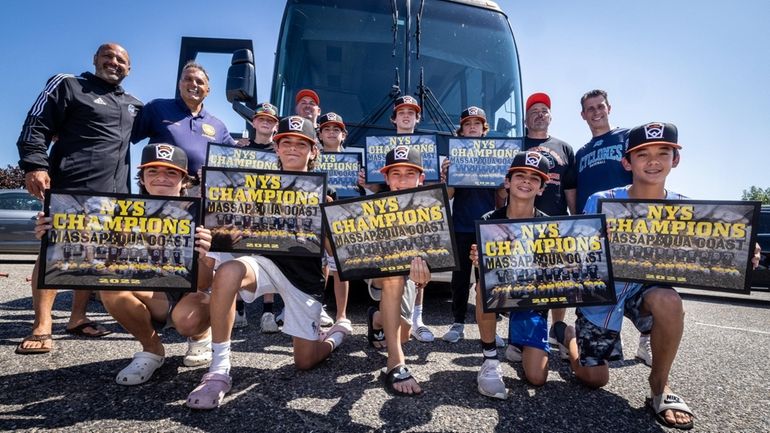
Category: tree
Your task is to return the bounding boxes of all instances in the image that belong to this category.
[741,186,770,204]
[0,165,25,189]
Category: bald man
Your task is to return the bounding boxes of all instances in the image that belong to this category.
[15,42,143,354]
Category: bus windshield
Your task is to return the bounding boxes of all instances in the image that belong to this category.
[272,0,522,138]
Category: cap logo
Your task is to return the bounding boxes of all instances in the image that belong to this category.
[644,123,665,140]
[326,113,338,121]
[393,145,410,161]
[525,151,543,168]
[259,103,276,114]
[155,144,175,161]
[402,96,417,105]
[288,116,305,131]
[468,107,479,115]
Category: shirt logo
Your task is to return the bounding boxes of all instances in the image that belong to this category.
[127,104,137,116]
[155,144,175,161]
[202,123,216,137]
[644,122,665,139]
[288,116,305,131]
[93,97,107,105]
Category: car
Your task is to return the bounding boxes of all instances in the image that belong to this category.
[751,205,770,288]
[0,189,42,254]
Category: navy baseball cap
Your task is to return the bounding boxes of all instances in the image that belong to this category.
[138,143,188,175]
[626,122,680,154]
[460,106,487,125]
[318,112,346,132]
[507,151,550,183]
[380,145,423,174]
[393,95,421,114]
[273,116,316,143]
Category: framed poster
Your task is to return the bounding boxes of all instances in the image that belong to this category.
[599,199,761,294]
[476,214,615,313]
[202,167,327,257]
[447,138,522,188]
[206,142,278,170]
[364,135,439,183]
[317,152,362,198]
[322,184,458,280]
[39,190,199,291]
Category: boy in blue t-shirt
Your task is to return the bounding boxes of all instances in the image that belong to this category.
[557,121,758,430]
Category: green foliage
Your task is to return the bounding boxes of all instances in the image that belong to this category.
[741,186,770,204]
[0,165,25,189]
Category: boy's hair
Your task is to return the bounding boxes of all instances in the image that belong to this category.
[580,89,608,110]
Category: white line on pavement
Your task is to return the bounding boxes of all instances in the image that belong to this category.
[694,321,770,335]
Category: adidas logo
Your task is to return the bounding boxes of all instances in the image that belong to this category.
[93,97,107,105]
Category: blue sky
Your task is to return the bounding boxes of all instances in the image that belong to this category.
[1,1,768,199]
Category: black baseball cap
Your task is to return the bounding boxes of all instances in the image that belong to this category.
[138,143,188,175]
[273,116,316,143]
[380,145,423,174]
[318,112,346,132]
[626,122,680,154]
[460,106,487,125]
[507,151,550,183]
[252,102,279,122]
[393,95,421,114]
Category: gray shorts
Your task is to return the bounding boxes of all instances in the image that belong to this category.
[576,284,671,367]
[370,278,416,325]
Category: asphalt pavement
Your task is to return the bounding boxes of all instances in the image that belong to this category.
[1,255,769,432]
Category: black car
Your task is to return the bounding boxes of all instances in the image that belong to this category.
[0,189,42,254]
[751,205,770,288]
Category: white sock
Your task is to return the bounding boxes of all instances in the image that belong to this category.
[325,332,344,351]
[412,304,424,327]
[209,341,231,375]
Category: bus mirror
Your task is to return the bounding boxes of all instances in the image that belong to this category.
[226,49,255,103]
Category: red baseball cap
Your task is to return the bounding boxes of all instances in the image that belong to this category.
[526,92,551,112]
[295,89,320,105]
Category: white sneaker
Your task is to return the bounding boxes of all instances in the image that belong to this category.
[411,325,435,342]
[233,309,248,329]
[261,312,279,333]
[320,308,334,328]
[495,334,506,348]
[477,359,507,400]
[183,336,212,367]
[442,323,464,343]
[504,344,522,362]
[636,334,652,367]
